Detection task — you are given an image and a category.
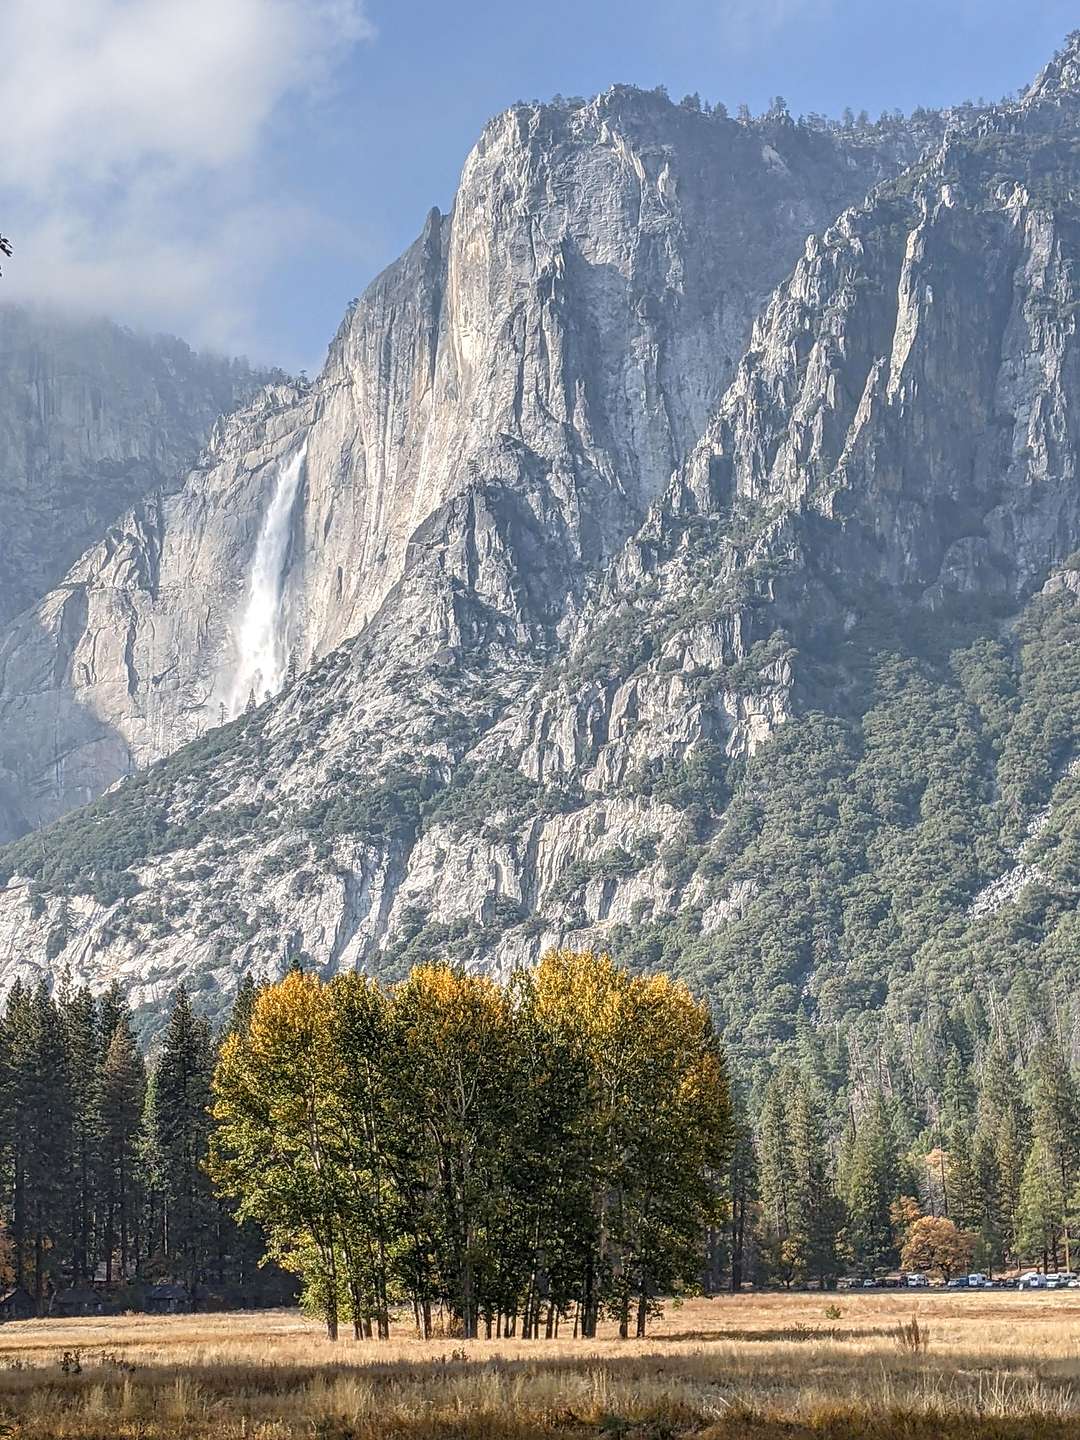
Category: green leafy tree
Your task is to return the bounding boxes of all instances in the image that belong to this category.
[386,965,518,1339]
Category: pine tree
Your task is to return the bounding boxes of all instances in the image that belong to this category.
[148,986,216,1286]
[1018,1136,1062,1271]
[970,1125,1005,1271]
[8,984,73,1298]
[946,1117,979,1233]
[726,1091,757,1292]
[1028,1042,1080,1270]
[139,1066,168,1274]
[99,1015,146,1284]
[227,975,260,1039]
[97,982,126,1061]
[788,1075,843,1288]
[840,1093,902,1273]
[60,986,102,1282]
[972,1036,1026,1266]
[756,1069,796,1286]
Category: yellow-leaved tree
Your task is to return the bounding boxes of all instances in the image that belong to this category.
[210,951,733,1341]
[210,971,350,1338]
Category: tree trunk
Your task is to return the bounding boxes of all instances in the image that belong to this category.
[581,1256,597,1338]
[33,1232,43,1302]
[730,1191,746,1292]
[324,1241,340,1341]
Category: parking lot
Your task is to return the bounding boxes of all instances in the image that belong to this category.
[837,1271,1079,1292]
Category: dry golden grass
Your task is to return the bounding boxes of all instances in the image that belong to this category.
[0,1292,1077,1438]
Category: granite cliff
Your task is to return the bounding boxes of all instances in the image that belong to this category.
[5,49,1080,1052]
[0,306,268,624]
[0,94,930,841]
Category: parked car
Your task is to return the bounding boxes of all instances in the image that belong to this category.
[906,1273,929,1288]
[1018,1273,1046,1289]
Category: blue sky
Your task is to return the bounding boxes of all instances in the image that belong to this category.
[2,0,1077,372]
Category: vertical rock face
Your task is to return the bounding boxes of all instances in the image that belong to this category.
[0,383,312,836]
[15,53,1080,1047]
[0,93,923,840]
[0,305,270,623]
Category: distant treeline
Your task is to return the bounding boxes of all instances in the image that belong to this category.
[0,977,269,1305]
[738,998,1080,1292]
[518,80,1004,135]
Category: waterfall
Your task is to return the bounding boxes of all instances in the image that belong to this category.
[230,438,308,715]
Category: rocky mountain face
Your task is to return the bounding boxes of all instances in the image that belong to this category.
[0,96,929,843]
[6,49,1080,1051]
[0,306,269,625]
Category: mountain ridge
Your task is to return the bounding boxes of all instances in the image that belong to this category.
[0,87,933,845]
[4,56,1080,1050]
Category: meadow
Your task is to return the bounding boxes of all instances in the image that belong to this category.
[0,1293,1076,1439]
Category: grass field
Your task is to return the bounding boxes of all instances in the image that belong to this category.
[0,1292,1077,1438]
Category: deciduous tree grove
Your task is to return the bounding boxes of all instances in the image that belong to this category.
[210,951,734,1339]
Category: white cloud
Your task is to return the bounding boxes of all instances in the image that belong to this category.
[0,0,373,360]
